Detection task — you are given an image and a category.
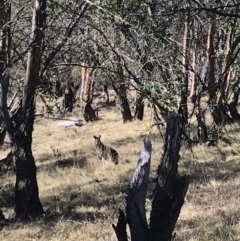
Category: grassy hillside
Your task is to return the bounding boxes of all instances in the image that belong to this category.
[0,103,240,241]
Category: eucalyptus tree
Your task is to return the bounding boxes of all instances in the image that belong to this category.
[0,0,90,220]
[0,0,46,220]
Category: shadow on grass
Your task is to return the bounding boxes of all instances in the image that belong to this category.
[110,137,136,148]
[36,149,88,172]
[0,168,131,228]
[37,156,88,172]
[40,171,132,224]
[110,133,161,148]
[181,157,240,183]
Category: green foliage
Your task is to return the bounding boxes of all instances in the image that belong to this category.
[142,77,178,109]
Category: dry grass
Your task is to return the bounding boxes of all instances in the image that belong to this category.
[0,101,240,241]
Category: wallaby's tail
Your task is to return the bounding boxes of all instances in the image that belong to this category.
[112,149,119,165]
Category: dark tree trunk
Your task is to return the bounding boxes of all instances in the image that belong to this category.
[152,105,165,135]
[112,83,132,123]
[193,90,208,143]
[208,82,232,125]
[113,137,152,241]
[13,112,43,219]
[55,79,62,97]
[209,101,233,125]
[113,113,189,241]
[112,209,128,241]
[0,120,6,146]
[82,102,98,122]
[134,91,144,121]
[113,56,132,123]
[228,79,240,121]
[103,85,109,104]
[150,112,189,241]
[64,86,74,113]
[196,102,207,143]
[0,210,5,221]
[178,73,188,127]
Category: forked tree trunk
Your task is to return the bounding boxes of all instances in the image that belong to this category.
[13,0,46,220]
[207,26,232,125]
[207,20,239,125]
[134,91,144,121]
[0,0,45,220]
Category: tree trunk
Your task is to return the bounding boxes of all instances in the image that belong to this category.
[82,102,97,122]
[0,119,6,146]
[229,78,240,121]
[103,84,109,104]
[112,56,132,123]
[178,73,188,126]
[153,105,165,135]
[113,136,152,241]
[13,117,43,219]
[112,83,132,123]
[207,21,233,125]
[0,210,5,221]
[64,85,74,113]
[189,24,197,103]
[4,0,46,220]
[207,21,219,123]
[196,98,207,143]
[178,14,189,127]
[150,112,189,241]
[80,66,97,122]
[113,113,189,241]
[134,91,144,121]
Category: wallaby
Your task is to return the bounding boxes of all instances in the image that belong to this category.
[93,135,119,164]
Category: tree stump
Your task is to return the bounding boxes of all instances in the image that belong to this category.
[113,112,189,241]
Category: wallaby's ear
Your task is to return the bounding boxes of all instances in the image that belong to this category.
[93,135,97,139]
[99,135,101,139]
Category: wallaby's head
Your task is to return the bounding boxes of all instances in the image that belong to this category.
[93,135,101,145]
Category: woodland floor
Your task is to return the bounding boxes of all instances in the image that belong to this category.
[0,96,240,241]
